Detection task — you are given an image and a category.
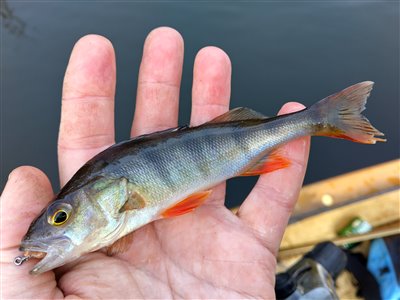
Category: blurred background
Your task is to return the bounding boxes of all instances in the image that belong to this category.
[1,1,399,208]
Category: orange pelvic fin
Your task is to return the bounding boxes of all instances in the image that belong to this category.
[106,232,134,256]
[161,190,212,218]
[241,149,291,176]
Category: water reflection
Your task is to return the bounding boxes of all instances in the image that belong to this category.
[1,0,26,36]
[1,2,398,207]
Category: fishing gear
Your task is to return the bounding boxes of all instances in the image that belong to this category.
[275,242,347,300]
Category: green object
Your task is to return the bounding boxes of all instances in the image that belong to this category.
[338,217,372,249]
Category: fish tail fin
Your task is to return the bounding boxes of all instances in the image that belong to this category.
[309,81,386,144]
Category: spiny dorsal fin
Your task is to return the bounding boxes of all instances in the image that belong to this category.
[161,190,212,218]
[240,148,291,176]
[106,233,134,256]
[208,107,267,124]
[119,191,146,213]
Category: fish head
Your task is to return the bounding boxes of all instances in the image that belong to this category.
[20,177,132,274]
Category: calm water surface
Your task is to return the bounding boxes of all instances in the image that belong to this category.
[1,1,399,208]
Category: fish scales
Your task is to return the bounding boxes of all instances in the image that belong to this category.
[103,116,309,209]
[17,82,386,274]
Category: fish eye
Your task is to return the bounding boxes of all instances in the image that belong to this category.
[47,202,72,226]
[50,210,69,226]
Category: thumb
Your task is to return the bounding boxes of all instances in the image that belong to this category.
[0,166,63,299]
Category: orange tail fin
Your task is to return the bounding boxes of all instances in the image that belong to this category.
[310,81,386,144]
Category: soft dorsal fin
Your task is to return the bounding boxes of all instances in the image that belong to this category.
[208,107,267,124]
[130,126,188,142]
[240,148,291,176]
[161,190,212,218]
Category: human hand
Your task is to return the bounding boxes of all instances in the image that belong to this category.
[1,27,310,299]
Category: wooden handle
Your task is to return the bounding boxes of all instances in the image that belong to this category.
[279,220,400,259]
[292,159,399,220]
[280,189,400,249]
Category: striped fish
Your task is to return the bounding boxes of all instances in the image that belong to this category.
[18,81,385,274]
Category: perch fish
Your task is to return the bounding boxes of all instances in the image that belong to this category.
[16,81,385,274]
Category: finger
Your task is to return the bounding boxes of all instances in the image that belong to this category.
[238,102,310,254]
[191,46,231,204]
[1,167,53,249]
[58,34,116,186]
[0,167,63,298]
[131,27,184,137]
[191,46,231,126]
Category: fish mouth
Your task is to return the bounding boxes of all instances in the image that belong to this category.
[20,241,48,260]
[23,250,47,260]
[20,238,72,275]
[20,242,47,256]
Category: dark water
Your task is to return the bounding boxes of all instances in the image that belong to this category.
[1,1,399,208]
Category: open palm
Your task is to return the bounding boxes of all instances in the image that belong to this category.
[1,27,310,299]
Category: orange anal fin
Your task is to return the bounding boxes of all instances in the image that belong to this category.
[161,190,212,218]
[106,232,134,256]
[241,149,291,176]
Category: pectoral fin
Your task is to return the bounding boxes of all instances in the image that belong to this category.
[119,191,146,213]
[106,233,134,256]
[241,149,290,176]
[161,190,212,218]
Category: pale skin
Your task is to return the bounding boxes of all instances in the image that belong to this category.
[1,27,310,299]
